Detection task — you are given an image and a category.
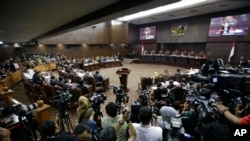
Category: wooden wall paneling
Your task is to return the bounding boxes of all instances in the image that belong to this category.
[111,23,129,44]
[65,33,74,44]
[205,42,250,65]
[56,35,66,44]
[128,24,139,44]
[157,16,209,43]
[71,30,82,44]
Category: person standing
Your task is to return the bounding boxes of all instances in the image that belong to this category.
[132,106,162,141]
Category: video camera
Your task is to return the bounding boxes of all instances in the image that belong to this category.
[88,93,107,108]
[136,90,150,106]
[0,103,38,118]
[50,92,72,118]
[50,92,72,108]
[110,85,129,105]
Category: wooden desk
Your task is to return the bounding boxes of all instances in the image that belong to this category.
[85,84,93,97]
[103,77,110,92]
[33,104,51,125]
[83,63,100,72]
[70,83,93,97]
[0,88,51,125]
[102,61,122,68]
[0,90,20,105]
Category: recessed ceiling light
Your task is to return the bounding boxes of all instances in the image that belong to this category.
[117,0,207,21]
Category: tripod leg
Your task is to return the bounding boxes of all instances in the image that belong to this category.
[64,113,74,133]
[59,118,65,133]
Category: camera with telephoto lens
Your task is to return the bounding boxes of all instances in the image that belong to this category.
[4,103,38,117]
[137,90,150,106]
[110,85,129,105]
[88,93,107,107]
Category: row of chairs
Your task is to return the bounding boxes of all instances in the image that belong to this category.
[58,69,104,93]
[22,79,84,106]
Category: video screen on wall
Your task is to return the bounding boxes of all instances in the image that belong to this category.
[208,13,250,36]
[139,26,156,40]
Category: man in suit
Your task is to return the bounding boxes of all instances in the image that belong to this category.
[93,71,103,83]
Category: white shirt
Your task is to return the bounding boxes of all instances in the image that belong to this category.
[132,123,162,141]
[27,68,35,76]
[23,72,33,80]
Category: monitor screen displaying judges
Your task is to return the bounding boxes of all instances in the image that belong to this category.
[139,26,156,40]
[208,13,250,37]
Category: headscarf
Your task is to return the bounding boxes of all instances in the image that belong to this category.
[76,96,93,123]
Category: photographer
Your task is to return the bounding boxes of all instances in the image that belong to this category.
[216,102,250,125]
[114,107,137,141]
[132,106,162,141]
[156,106,178,129]
[101,102,128,141]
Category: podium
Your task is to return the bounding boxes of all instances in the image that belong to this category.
[116,68,131,92]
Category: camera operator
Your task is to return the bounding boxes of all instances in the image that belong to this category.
[101,102,128,141]
[77,96,94,123]
[114,107,137,141]
[0,127,11,141]
[156,106,178,129]
[216,102,250,125]
[132,106,162,141]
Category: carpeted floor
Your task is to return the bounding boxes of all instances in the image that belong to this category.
[11,63,188,128]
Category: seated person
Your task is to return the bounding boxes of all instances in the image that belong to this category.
[76,80,89,96]
[49,75,57,86]
[167,80,176,89]
[0,67,7,79]
[32,70,43,86]
[55,76,68,92]
[174,69,184,83]
[152,82,168,109]
[93,71,103,84]
[23,69,33,80]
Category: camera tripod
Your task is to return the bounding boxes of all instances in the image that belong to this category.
[58,112,74,133]
[56,104,74,133]
[92,103,103,131]
[17,112,42,141]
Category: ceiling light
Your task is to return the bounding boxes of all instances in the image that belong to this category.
[117,0,207,21]
[111,20,123,25]
[0,41,3,44]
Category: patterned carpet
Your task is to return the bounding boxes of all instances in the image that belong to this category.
[11,63,188,129]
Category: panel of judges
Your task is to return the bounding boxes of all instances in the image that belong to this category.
[140,52,207,68]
